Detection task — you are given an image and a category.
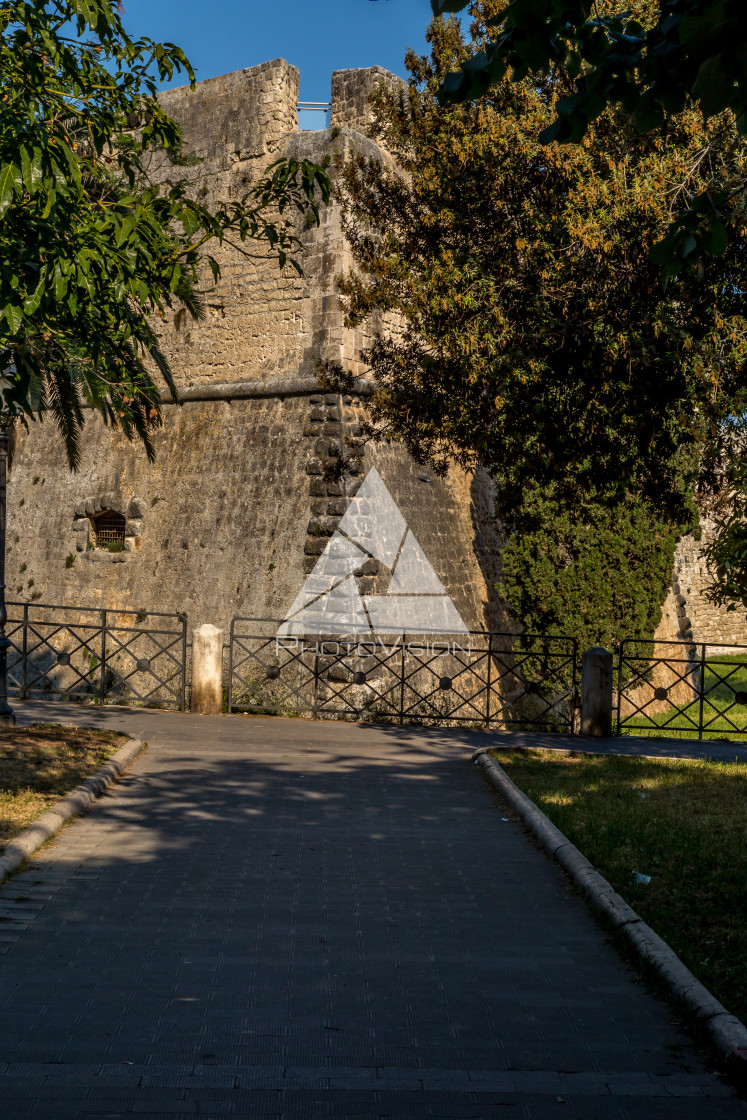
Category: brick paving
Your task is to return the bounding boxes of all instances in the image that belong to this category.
[0,701,744,1118]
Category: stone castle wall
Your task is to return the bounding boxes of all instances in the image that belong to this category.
[8,57,742,654]
[668,525,747,648]
[6,61,506,641]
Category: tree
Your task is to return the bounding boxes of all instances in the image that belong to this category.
[499,482,679,651]
[337,12,747,635]
[430,0,747,274]
[340,13,746,522]
[0,0,330,465]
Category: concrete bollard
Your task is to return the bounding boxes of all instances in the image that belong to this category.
[191,624,224,715]
[580,646,614,737]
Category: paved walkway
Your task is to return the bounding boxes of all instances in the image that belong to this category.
[0,702,744,1118]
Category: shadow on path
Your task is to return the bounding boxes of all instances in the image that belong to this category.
[0,702,743,1117]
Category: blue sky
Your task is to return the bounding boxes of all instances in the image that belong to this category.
[119,0,434,101]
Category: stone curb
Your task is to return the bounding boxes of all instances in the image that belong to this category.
[0,735,145,886]
[472,746,747,1087]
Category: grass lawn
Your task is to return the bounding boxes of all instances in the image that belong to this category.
[621,654,747,741]
[493,748,747,1025]
[0,723,126,851]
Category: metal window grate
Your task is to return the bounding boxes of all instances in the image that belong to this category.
[93,510,125,545]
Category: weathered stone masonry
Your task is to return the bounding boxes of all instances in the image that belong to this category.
[9,57,739,651]
[6,61,507,640]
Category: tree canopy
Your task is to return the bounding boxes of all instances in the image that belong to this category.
[337,10,747,634]
[339,12,746,529]
[430,0,747,274]
[0,0,329,465]
[499,482,678,651]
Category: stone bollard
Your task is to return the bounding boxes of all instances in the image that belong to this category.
[580,646,614,737]
[191,624,224,715]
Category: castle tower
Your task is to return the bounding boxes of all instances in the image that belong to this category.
[7,62,507,640]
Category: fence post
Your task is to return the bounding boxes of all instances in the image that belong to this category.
[485,632,492,729]
[100,609,107,705]
[580,646,614,737]
[191,624,224,715]
[20,602,28,701]
[399,633,406,726]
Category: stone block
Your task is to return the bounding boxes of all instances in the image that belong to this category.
[355,558,378,576]
[191,623,224,715]
[327,498,348,516]
[74,501,86,518]
[580,646,613,736]
[305,459,323,476]
[304,537,327,556]
[322,422,340,436]
[306,519,333,537]
[324,395,338,405]
[125,520,143,538]
[128,497,147,518]
[309,479,327,497]
[84,497,96,517]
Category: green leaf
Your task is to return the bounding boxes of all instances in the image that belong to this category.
[20,147,43,196]
[2,303,23,334]
[693,52,736,119]
[23,270,46,316]
[706,215,728,257]
[0,163,20,220]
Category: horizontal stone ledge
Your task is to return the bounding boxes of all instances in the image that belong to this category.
[164,377,376,404]
[77,377,376,409]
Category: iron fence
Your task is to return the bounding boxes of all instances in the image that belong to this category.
[228,619,577,731]
[6,601,188,710]
[617,638,747,740]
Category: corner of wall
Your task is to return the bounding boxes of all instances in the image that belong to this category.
[330,66,405,134]
[158,58,300,164]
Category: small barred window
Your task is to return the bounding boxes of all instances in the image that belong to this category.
[92,510,126,549]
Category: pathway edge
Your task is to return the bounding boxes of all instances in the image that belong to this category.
[472,746,747,1086]
[0,735,145,886]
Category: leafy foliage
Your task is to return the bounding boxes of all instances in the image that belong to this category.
[0,0,330,464]
[499,484,679,650]
[430,0,747,274]
[338,12,747,533]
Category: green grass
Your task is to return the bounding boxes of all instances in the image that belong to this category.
[621,654,747,741]
[0,723,126,849]
[493,748,747,1025]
